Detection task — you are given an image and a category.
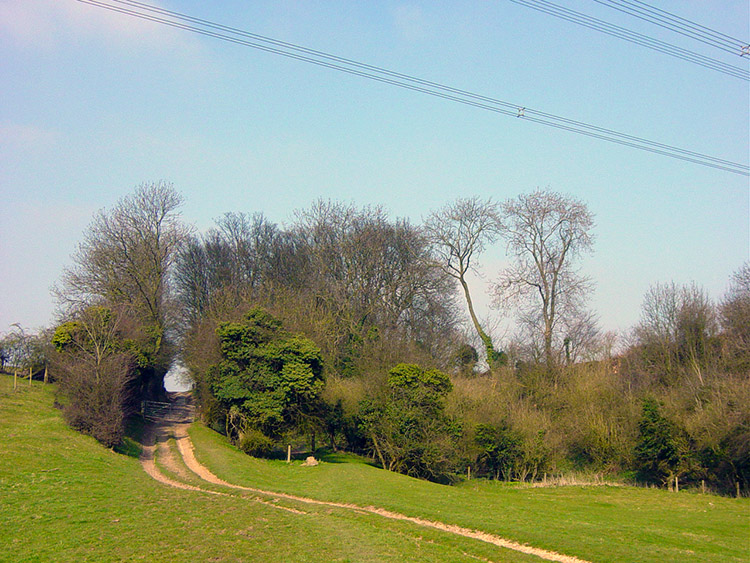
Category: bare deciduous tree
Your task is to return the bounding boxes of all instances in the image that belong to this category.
[53,307,126,384]
[179,201,460,380]
[720,262,750,372]
[50,305,137,447]
[634,281,717,383]
[174,212,281,325]
[424,197,503,365]
[560,309,601,364]
[0,324,48,374]
[57,182,190,361]
[494,189,595,371]
[294,200,459,368]
[58,182,189,326]
[56,181,190,398]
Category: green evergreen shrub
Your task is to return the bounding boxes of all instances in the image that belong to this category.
[634,397,693,485]
[238,428,276,457]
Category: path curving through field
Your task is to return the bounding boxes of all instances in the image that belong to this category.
[140,394,592,563]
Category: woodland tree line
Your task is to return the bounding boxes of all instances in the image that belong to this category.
[4,181,747,495]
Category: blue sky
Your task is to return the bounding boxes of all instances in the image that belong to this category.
[1,0,748,342]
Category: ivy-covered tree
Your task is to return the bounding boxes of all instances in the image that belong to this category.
[425,197,504,366]
[206,308,325,452]
[474,422,524,481]
[634,398,695,486]
[453,343,479,376]
[360,363,461,482]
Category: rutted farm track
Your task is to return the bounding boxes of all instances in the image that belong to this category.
[140,394,591,563]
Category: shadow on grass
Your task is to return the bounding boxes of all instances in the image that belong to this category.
[317,449,380,467]
[114,415,147,458]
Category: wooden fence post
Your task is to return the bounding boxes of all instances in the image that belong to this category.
[29,366,32,386]
[467,466,471,480]
[701,480,705,494]
[287,445,291,463]
[13,369,17,391]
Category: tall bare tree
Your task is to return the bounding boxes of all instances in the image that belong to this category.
[57,181,190,396]
[633,281,717,384]
[494,190,594,371]
[424,197,503,365]
[720,262,750,373]
[59,182,188,323]
[174,212,281,325]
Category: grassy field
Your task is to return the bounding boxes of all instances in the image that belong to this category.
[190,424,750,563]
[1,377,748,562]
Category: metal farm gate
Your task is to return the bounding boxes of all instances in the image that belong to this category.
[141,400,173,422]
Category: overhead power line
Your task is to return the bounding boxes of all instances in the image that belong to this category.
[592,0,750,58]
[507,0,749,81]
[76,0,749,176]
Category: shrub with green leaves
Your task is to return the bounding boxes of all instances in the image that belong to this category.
[360,363,461,482]
[474,422,524,480]
[206,308,325,449]
[634,398,695,486]
[238,427,276,457]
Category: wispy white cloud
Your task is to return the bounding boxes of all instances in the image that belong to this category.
[0,0,197,52]
[391,4,431,42]
[0,123,59,152]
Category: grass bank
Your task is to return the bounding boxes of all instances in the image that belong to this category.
[188,423,749,563]
[1,376,747,562]
[0,377,541,562]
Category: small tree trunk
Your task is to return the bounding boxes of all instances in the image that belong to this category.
[14,370,18,391]
[29,366,33,386]
[328,426,337,451]
[43,365,48,385]
[459,275,496,366]
[370,434,388,471]
[310,431,316,454]
[545,335,554,372]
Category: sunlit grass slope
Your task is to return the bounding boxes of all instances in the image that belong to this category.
[1,376,747,562]
[0,377,540,563]
[189,423,750,563]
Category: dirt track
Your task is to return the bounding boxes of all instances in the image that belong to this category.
[140,394,592,563]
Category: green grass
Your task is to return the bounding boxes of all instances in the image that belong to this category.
[189,422,750,563]
[0,377,538,562]
[114,416,146,458]
[1,376,747,562]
